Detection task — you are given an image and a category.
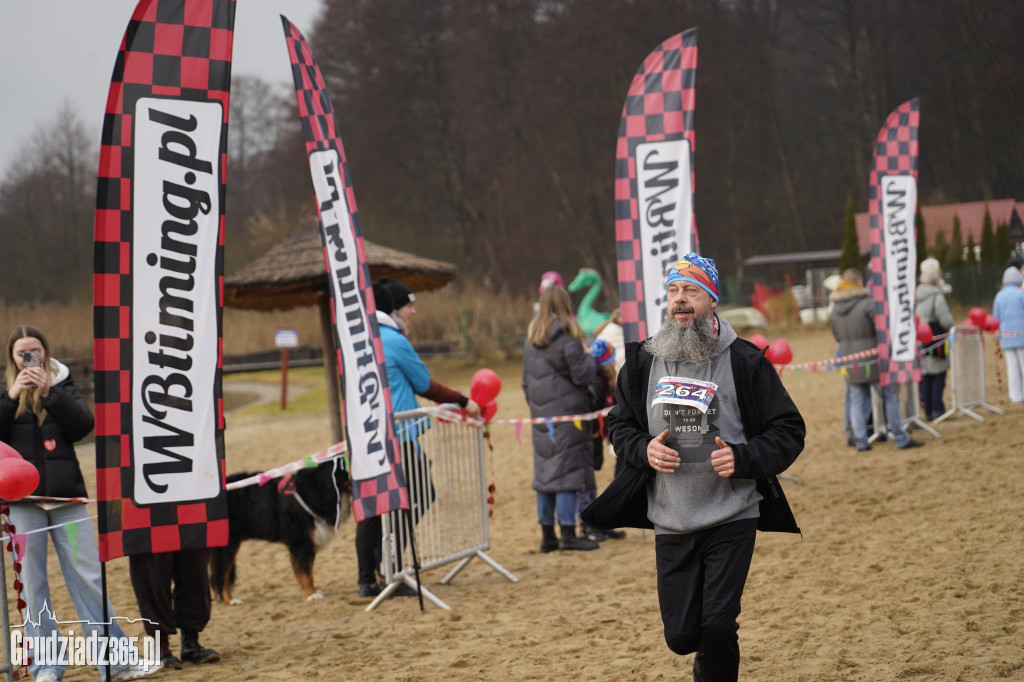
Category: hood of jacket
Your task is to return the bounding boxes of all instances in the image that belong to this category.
[1003,266,1024,287]
[829,284,870,305]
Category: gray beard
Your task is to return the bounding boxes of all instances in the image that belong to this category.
[644,313,720,364]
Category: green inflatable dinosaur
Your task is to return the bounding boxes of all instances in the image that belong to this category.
[568,268,611,336]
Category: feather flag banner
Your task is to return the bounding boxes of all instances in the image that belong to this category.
[615,28,699,343]
[280,16,407,522]
[868,99,921,386]
[93,0,236,561]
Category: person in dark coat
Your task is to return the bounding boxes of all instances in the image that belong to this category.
[2,325,156,681]
[522,285,600,552]
[829,268,924,451]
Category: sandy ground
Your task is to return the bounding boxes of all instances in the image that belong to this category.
[6,324,1024,681]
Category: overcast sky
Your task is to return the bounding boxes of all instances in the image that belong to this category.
[0,0,324,178]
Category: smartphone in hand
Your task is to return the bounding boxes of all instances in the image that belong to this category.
[21,349,41,388]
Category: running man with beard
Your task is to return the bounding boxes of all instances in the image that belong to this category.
[606,253,805,682]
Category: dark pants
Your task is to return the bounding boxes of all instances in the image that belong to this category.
[354,444,434,585]
[128,548,211,655]
[655,518,758,682]
[355,516,383,585]
[920,372,947,420]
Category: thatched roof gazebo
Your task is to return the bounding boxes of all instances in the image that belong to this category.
[225,224,457,311]
[224,222,457,441]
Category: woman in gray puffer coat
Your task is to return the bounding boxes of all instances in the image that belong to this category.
[522,286,599,552]
[915,258,955,420]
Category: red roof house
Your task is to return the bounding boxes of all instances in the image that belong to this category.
[856,199,1024,253]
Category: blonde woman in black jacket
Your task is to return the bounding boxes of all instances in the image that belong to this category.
[522,286,600,552]
[2,325,153,681]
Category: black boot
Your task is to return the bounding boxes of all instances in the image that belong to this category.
[540,524,559,553]
[559,524,599,551]
[181,630,219,664]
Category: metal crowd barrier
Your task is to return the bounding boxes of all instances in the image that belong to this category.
[935,325,1002,423]
[366,406,517,611]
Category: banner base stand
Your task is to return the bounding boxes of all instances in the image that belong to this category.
[364,578,449,612]
[903,415,940,438]
[441,550,518,586]
[933,402,1003,424]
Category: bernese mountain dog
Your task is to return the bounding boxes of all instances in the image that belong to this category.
[209,458,351,604]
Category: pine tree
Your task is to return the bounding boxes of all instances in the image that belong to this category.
[933,231,949,269]
[996,223,1012,263]
[979,206,996,264]
[945,214,964,271]
[915,210,927,268]
[839,194,862,272]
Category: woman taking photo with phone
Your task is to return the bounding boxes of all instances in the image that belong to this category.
[1,325,153,681]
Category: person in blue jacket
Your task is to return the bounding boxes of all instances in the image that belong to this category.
[993,265,1024,405]
[354,278,480,598]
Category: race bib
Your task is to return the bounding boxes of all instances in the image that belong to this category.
[651,376,719,414]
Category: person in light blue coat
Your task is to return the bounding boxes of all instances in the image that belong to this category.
[993,265,1024,404]
[354,278,480,598]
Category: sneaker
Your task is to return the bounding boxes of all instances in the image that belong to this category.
[35,671,60,682]
[856,444,872,452]
[112,660,161,680]
[898,438,925,450]
[581,524,609,542]
[540,538,560,553]
[603,528,626,540]
[559,535,599,551]
[161,653,182,670]
[359,582,383,598]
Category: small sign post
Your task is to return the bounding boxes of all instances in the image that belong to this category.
[275,329,299,410]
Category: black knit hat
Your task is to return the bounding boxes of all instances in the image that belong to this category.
[379,277,415,310]
[371,279,395,314]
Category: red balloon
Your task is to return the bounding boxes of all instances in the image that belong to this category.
[969,307,987,327]
[984,314,1000,333]
[961,317,977,328]
[914,313,921,327]
[480,400,498,422]
[917,321,933,345]
[0,442,24,461]
[748,334,770,350]
[470,368,502,406]
[0,458,39,501]
[767,338,793,365]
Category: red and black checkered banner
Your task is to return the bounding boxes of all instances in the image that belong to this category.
[93,0,236,561]
[281,16,407,523]
[868,98,921,387]
[615,28,699,343]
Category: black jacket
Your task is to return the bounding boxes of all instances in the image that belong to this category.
[0,364,94,498]
[603,337,804,533]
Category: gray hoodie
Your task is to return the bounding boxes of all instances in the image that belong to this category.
[645,316,761,534]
